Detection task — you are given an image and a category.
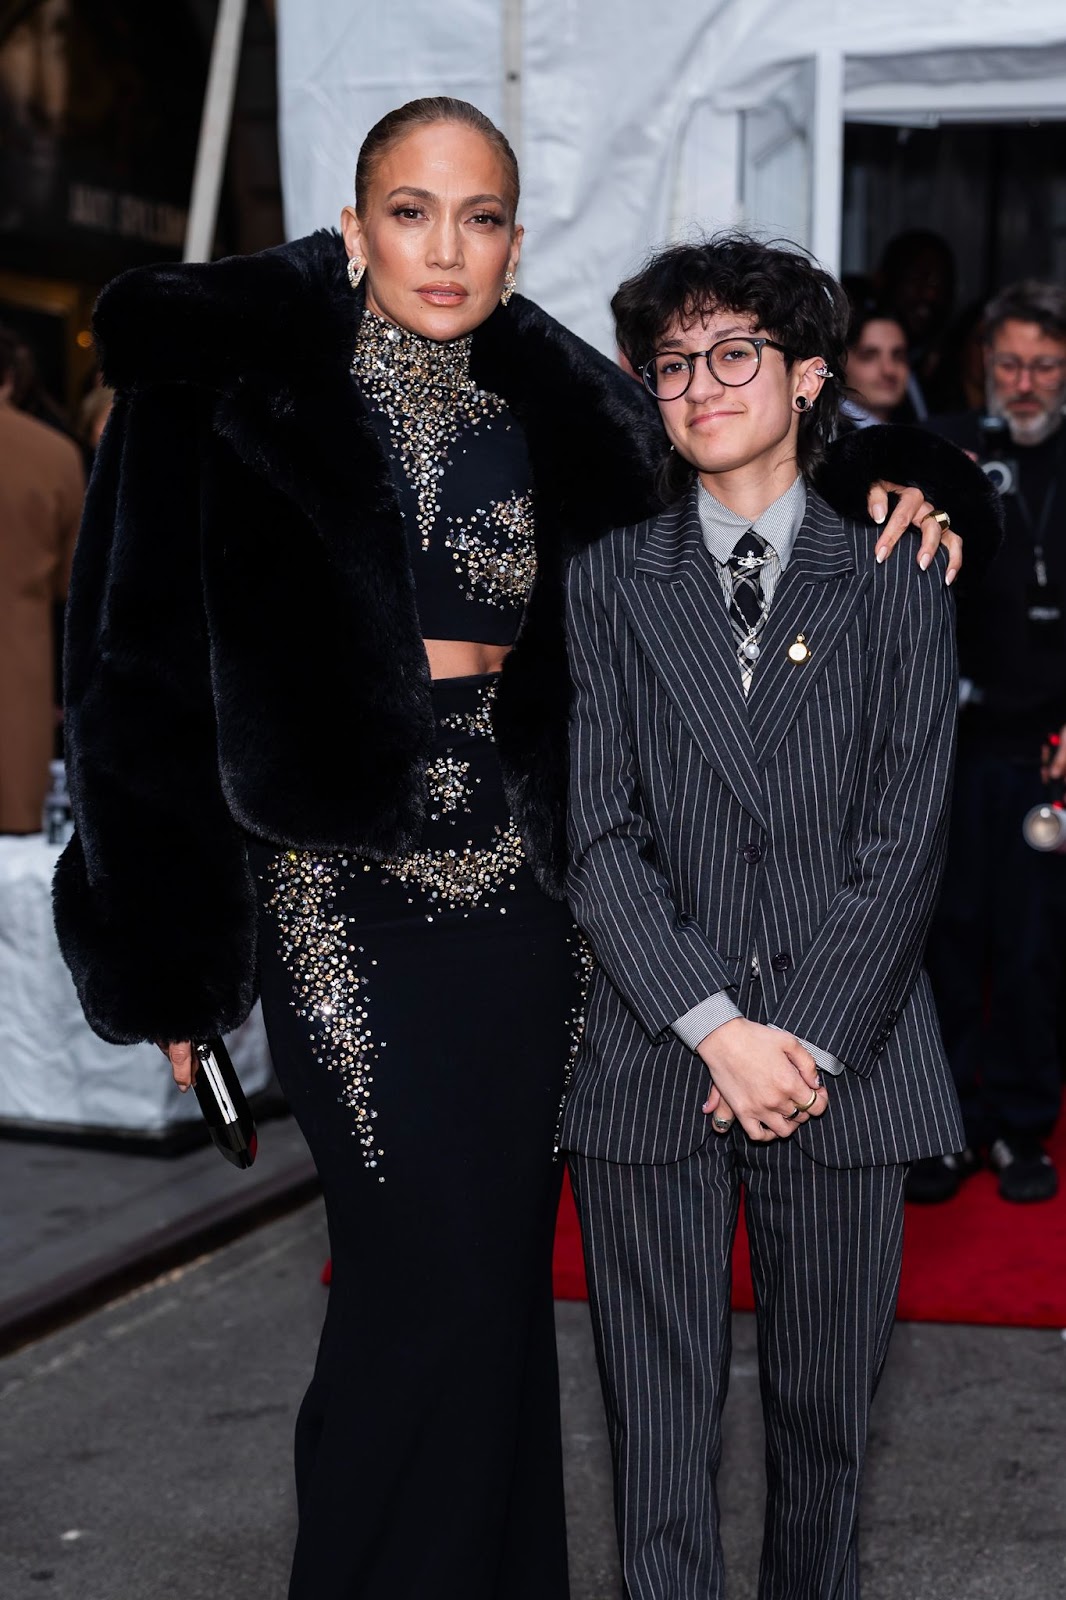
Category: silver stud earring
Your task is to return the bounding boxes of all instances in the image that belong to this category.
[795,394,811,412]
[501,268,517,307]
[347,256,366,290]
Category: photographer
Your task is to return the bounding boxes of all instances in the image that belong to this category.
[915,281,1066,1204]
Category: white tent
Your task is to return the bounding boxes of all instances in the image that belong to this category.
[277,0,1066,353]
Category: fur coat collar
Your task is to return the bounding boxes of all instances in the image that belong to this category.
[93,227,669,550]
[83,231,670,904]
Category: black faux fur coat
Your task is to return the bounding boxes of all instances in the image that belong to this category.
[53,229,1002,1045]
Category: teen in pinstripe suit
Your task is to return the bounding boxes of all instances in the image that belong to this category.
[563,237,999,1599]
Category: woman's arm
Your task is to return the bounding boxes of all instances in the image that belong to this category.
[818,424,1004,587]
[54,385,258,1046]
[765,548,958,1074]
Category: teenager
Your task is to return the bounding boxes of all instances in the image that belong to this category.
[563,235,1001,1599]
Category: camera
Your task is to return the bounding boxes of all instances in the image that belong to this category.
[1024,763,1066,853]
[976,413,1017,496]
[1022,802,1066,853]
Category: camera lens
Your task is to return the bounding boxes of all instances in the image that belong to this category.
[981,458,1015,495]
[1023,804,1066,852]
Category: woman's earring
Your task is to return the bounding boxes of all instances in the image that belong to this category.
[347,256,366,291]
[501,268,517,307]
[794,394,811,412]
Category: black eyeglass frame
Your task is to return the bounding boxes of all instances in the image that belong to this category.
[640,336,794,399]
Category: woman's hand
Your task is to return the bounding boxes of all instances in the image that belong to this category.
[865,481,963,586]
[159,1040,198,1091]
[696,1018,827,1142]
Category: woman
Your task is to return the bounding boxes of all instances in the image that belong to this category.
[54,98,979,1599]
[840,305,910,429]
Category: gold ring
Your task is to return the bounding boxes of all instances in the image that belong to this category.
[787,1088,819,1120]
[930,509,951,531]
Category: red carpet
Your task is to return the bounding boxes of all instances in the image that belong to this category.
[553,1112,1066,1328]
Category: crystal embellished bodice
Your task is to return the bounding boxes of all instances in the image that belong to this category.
[351,309,537,645]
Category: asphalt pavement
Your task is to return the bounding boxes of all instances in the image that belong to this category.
[2,1196,1065,1600]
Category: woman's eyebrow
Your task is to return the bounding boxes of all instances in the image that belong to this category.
[384,186,506,207]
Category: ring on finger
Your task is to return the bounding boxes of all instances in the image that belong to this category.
[711,1112,734,1133]
[929,509,951,532]
[787,1088,819,1121]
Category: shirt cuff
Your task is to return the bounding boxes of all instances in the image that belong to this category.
[769,1025,844,1077]
[672,992,743,1051]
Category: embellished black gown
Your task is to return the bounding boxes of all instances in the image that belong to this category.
[247,312,590,1600]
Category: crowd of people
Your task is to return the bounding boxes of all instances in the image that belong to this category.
[1,99,1062,1598]
[841,246,1066,1205]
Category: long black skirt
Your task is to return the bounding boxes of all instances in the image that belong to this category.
[248,675,589,1600]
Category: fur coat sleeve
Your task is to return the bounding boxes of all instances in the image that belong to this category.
[816,424,1002,583]
[53,385,258,1045]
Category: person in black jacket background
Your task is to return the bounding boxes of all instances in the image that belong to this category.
[916,280,1066,1205]
[53,96,989,1600]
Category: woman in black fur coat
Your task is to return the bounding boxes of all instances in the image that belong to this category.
[54,97,994,1600]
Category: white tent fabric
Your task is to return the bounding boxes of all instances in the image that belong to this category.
[278,1,1066,353]
[0,838,274,1134]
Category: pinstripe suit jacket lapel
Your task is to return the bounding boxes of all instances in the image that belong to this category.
[612,491,769,828]
[747,490,872,765]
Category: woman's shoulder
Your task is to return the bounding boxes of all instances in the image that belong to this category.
[92,231,350,395]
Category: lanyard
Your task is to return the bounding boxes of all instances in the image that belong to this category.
[1012,432,1065,586]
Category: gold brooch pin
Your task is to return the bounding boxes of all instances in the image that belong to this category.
[787,633,811,664]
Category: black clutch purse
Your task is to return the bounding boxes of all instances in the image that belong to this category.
[192,1035,258,1168]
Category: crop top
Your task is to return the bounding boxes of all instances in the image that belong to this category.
[351,309,537,646]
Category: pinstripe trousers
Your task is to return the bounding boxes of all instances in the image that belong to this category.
[570,1138,905,1600]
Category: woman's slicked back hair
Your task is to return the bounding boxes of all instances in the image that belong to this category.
[354,97,520,221]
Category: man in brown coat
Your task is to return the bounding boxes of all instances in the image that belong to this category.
[0,326,84,832]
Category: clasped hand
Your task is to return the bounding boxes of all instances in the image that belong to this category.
[697,1018,828,1141]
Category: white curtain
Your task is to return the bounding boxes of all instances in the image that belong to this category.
[277,0,1066,353]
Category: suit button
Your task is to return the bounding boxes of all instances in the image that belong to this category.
[771,951,792,973]
[742,842,763,864]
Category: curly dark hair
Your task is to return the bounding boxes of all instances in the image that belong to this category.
[611,233,850,494]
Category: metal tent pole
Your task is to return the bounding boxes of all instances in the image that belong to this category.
[183,0,250,263]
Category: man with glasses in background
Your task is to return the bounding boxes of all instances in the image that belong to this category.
[915,281,1066,1204]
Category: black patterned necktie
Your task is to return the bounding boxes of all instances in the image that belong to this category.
[726,529,769,648]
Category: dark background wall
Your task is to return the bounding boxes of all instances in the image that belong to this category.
[0,0,283,409]
[843,119,1066,312]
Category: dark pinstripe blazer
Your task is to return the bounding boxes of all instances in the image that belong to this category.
[562,486,965,1170]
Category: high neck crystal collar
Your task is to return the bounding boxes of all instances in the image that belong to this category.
[351,307,474,395]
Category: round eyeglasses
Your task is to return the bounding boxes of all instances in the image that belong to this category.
[641,336,793,400]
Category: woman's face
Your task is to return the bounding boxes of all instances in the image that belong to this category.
[653,307,827,483]
[341,121,522,341]
[844,318,909,419]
